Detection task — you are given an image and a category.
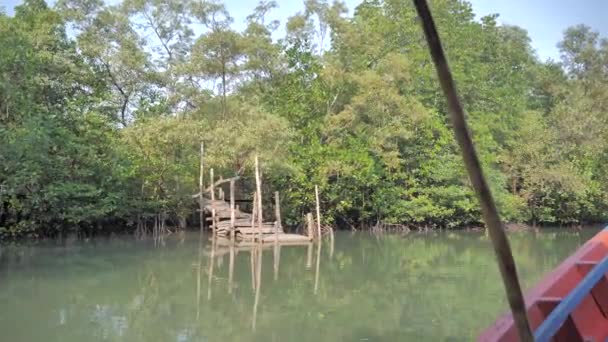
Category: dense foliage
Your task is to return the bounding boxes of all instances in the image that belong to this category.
[1,0,607,238]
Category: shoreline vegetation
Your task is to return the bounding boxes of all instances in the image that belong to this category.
[1,0,608,239]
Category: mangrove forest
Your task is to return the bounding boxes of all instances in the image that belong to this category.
[1,0,608,238]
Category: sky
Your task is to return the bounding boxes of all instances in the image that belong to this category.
[2,0,607,62]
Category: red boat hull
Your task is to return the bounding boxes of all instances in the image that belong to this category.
[479,228,608,342]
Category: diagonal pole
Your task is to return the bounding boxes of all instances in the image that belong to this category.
[412,0,534,341]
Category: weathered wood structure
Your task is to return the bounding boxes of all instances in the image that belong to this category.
[201,197,311,243]
[196,154,312,244]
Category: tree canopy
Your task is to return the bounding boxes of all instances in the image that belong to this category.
[1,0,607,238]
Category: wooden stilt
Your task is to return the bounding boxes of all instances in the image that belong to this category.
[228,242,235,294]
[210,168,216,235]
[307,213,314,240]
[250,192,257,242]
[255,156,263,241]
[274,191,280,245]
[274,222,279,245]
[199,142,204,233]
[274,191,282,232]
[230,179,236,242]
[219,176,224,200]
[315,185,322,240]
[314,236,322,295]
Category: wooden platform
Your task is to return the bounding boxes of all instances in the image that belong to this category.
[201,192,310,245]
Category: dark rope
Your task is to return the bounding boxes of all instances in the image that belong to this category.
[411,0,534,340]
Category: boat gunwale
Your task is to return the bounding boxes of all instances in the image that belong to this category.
[478,226,608,341]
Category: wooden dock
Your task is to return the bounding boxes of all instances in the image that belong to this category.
[200,187,312,243]
[197,154,318,244]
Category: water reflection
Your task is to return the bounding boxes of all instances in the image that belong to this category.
[198,235,323,333]
[0,228,600,341]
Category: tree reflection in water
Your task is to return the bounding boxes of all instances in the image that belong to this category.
[0,228,599,341]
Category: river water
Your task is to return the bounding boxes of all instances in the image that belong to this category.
[0,228,601,341]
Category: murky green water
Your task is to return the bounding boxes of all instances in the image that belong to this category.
[0,228,601,341]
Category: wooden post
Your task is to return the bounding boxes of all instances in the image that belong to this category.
[255,156,263,241]
[199,142,204,233]
[306,213,314,240]
[274,191,282,232]
[230,179,236,241]
[210,168,215,201]
[412,1,533,340]
[250,192,257,241]
[219,176,224,200]
[210,168,216,235]
[228,243,235,294]
[274,222,279,245]
[315,185,322,240]
[274,192,281,244]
